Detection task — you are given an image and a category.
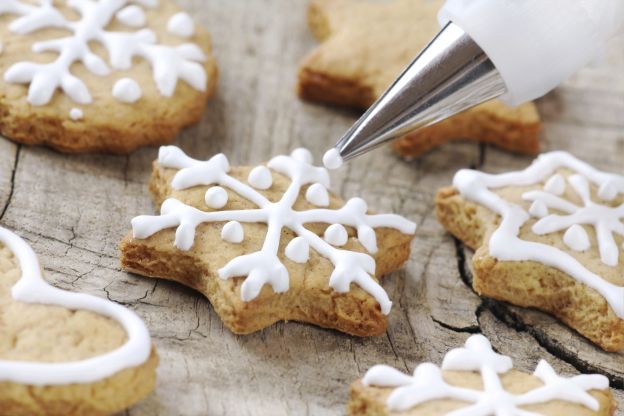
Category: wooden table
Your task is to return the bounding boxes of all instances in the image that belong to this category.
[1,1,622,415]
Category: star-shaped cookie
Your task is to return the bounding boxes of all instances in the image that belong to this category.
[436,152,624,352]
[298,0,541,157]
[120,146,416,336]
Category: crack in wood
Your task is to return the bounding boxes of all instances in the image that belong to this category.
[453,238,623,390]
[0,145,21,221]
[431,316,481,334]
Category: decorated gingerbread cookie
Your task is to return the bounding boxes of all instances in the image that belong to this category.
[350,334,615,415]
[0,0,218,153]
[436,152,624,351]
[0,225,157,415]
[120,146,416,336]
[298,0,541,157]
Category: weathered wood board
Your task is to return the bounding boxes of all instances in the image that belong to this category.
[0,1,622,415]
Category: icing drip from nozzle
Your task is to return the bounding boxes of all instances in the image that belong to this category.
[322,148,343,170]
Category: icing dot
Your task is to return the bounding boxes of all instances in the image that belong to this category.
[291,148,313,164]
[205,186,228,209]
[167,12,195,38]
[112,78,142,103]
[69,108,83,121]
[563,225,590,252]
[305,183,330,207]
[323,148,343,170]
[544,174,565,195]
[248,166,273,190]
[324,224,348,246]
[528,200,548,218]
[285,237,309,263]
[221,221,244,244]
[116,5,146,28]
[598,180,618,201]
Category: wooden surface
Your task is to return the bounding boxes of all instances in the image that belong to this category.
[1,1,623,415]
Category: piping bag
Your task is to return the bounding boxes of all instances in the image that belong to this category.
[322,0,624,170]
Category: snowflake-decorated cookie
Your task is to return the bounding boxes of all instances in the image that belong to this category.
[0,225,156,415]
[436,152,624,351]
[120,146,416,336]
[0,0,218,153]
[351,334,615,415]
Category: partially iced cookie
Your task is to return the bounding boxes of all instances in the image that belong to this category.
[120,146,416,336]
[0,225,157,415]
[436,152,624,351]
[0,0,218,153]
[350,335,616,415]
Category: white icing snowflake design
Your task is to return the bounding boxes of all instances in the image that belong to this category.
[453,152,624,319]
[363,334,609,415]
[131,146,417,314]
[522,173,624,266]
[0,0,207,105]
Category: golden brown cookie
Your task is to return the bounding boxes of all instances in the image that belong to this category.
[436,152,624,352]
[298,0,541,157]
[120,146,416,336]
[0,0,218,154]
[0,226,157,416]
[350,335,616,415]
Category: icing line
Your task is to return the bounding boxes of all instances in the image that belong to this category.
[0,225,151,385]
[363,334,609,414]
[453,151,624,319]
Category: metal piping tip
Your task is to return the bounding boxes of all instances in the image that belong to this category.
[331,22,507,163]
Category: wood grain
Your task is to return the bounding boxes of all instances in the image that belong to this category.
[0,1,622,415]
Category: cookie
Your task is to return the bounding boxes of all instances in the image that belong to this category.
[0,225,157,416]
[350,334,616,415]
[0,0,218,153]
[436,152,624,351]
[120,146,416,336]
[298,0,541,157]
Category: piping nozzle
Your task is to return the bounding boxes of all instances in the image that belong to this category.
[332,22,507,162]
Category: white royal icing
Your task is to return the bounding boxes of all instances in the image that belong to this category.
[563,224,590,252]
[221,221,244,244]
[324,223,348,246]
[247,165,273,190]
[131,146,416,314]
[112,77,142,103]
[0,225,151,386]
[528,200,548,218]
[543,174,566,195]
[305,183,330,207]
[69,107,83,120]
[453,152,624,319]
[166,11,195,38]
[116,4,146,28]
[285,236,309,264]
[322,148,343,170]
[363,334,609,414]
[1,0,207,105]
[204,186,228,209]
